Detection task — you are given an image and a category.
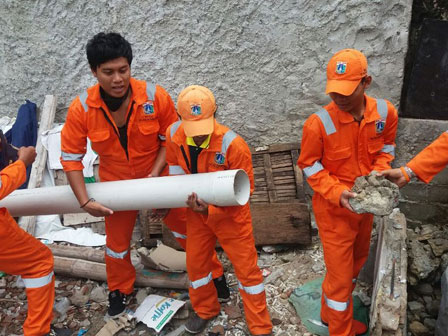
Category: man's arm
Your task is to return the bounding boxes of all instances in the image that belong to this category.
[61,98,112,217]
[382,131,448,186]
[0,147,36,200]
[151,85,179,177]
[66,170,113,216]
[297,116,351,208]
[189,135,254,219]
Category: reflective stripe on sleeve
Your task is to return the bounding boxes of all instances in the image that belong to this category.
[172,231,187,240]
[315,109,336,135]
[381,144,395,156]
[146,82,156,101]
[221,130,237,155]
[106,247,128,259]
[238,280,265,295]
[158,134,166,141]
[190,272,213,289]
[376,99,388,120]
[169,165,186,175]
[22,271,54,289]
[170,121,182,138]
[303,161,324,178]
[324,294,349,311]
[79,91,88,112]
[61,151,84,161]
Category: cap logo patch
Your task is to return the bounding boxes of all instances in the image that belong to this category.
[191,104,201,116]
[336,61,347,74]
[143,101,154,115]
[375,119,385,133]
[214,152,225,165]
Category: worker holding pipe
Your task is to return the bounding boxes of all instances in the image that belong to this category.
[297,49,398,336]
[0,146,55,336]
[60,33,228,319]
[165,85,272,335]
[380,130,448,187]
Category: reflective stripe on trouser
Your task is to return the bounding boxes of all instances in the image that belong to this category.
[313,193,373,336]
[105,210,138,294]
[186,207,272,335]
[163,208,224,279]
[0,213,54,336]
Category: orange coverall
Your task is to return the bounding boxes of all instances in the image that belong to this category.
[0,160,54,336]
[298,95,398,336]
[166,120,272,335]
[407,130,448,183]
[60,78,224,294]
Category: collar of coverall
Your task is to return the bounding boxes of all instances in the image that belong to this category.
[331,94,383,124]
[84,78,148,109]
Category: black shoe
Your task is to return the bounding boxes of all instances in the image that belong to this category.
[106,289,127,318]
[213,275,230,302]
[185,312,209,334]
[45,327,73,336]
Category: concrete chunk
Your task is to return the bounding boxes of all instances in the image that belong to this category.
[349,172,400,216]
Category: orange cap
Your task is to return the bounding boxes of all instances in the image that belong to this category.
[325,49,368,96]
[177,85,217,137]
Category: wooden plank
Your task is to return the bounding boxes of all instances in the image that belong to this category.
[251,142,300,154]
[19,95,57,234]
[63,213,105,226]
[291,149,305,201]
[162,223,183,250]
[251,202,311,245]
[263,153,277,202]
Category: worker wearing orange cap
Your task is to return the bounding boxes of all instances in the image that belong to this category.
[60,32,228,318]
[298,49,398,336]
[381,130,448,187]
[165,85,272,335]
[0,146,55,336]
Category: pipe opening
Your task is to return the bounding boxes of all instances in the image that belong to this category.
[233,170,251,205]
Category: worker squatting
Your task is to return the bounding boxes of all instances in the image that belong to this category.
[0,32,447,336]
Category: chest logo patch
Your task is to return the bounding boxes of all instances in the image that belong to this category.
[214,152,225,165]
[191,104,201,116]
[143,101,154,115]
[336,61,347,74]
[375,119,385,133]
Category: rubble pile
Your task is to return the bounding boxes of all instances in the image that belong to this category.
[0,236,330,336]
[406,223,448,335]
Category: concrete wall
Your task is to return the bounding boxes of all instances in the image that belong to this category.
[4,1,444,224]
[0,0,411,146]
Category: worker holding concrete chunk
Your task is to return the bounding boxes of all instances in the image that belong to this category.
[381,130,448,187]
[60,32,228,319]
[165,85,273,335]
[298,49,398,335]
[0,146,55,336]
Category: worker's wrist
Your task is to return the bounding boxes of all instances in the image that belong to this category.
[401,166,416,182]
[80,198,95,208]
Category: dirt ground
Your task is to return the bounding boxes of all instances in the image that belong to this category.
[0,235,345,336]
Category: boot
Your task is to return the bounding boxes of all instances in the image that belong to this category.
[185,312,210,334]
[213,275,230,302]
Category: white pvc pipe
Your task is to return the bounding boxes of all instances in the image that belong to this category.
[0,169,250,217]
